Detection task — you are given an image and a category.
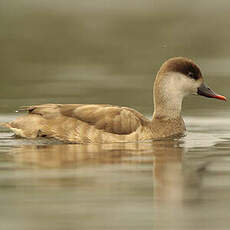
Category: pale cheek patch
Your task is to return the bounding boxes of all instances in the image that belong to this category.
[162,73,201,99]
[177,75,200,96]
[183,80,197,95]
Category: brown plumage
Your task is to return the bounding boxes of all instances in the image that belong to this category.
[0,57,226,143]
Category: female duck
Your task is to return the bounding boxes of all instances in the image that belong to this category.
[0,57,226,143]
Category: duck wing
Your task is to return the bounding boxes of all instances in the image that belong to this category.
[22,104,148,135]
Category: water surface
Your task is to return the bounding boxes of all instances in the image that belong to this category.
[1,113,230,230]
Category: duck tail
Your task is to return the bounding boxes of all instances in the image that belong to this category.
[0,122,9,128]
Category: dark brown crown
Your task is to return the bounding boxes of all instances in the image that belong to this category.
[159,57,202,80]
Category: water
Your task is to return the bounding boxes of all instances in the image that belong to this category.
[1,115,230,230]
[1,0,230,229]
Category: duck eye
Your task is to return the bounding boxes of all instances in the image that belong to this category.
[188,72,194,78]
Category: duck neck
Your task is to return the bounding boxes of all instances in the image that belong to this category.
[153,97,183,120]
[152,77,183,120]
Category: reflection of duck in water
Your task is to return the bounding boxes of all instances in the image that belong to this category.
[11,139,203,201]
[10,140,182,168]
[0,57,226,143]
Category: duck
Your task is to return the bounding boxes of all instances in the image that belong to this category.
[0,57,226,144]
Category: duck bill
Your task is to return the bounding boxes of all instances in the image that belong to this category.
[197,83,226,101]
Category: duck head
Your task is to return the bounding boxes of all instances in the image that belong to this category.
[153,57,226,118]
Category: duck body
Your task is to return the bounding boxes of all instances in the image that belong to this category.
[4,104,185,143]
[0,57,225,143]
